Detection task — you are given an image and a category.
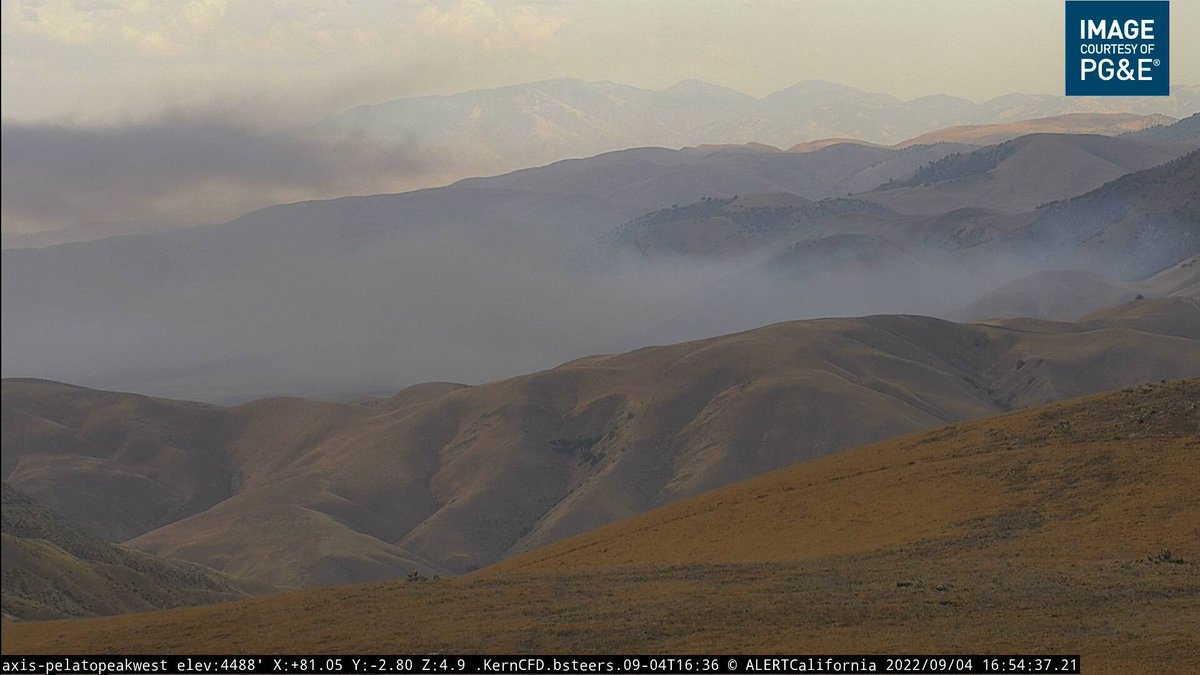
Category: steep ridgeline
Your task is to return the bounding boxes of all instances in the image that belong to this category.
[4,301,1198,589]
[315,77,1200,173]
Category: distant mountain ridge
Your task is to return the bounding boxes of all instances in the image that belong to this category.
[866,133,1186,214]
[1,221,203,251]
[605,137,1199,282]
[3,87,1192,253]
[318,78,1200,175]
[4,127,1197,402]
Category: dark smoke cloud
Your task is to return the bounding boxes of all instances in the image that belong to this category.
[0,116,438,233]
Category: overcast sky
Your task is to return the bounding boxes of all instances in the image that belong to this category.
[5,0,1197,125]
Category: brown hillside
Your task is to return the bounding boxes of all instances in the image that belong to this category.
[498,378,1199,573]
[2,484,269,620]
[5,381,1196,675]
[0,380,232,542]
[867,134,1186,214]
[4,308,1199,589]
[952,260,1200,323]
[1140,256,1200,298]
[1078,297,1200,340]
[951,270,1143,321]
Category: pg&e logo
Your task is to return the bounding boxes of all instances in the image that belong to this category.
[1066,1,1169,96]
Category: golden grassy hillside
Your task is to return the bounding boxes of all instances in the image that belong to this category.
[1,484,269,620]
[4,307,1199,590]
[3,381,1195,674]
[498,378,1198,572]
[0,379,232,542]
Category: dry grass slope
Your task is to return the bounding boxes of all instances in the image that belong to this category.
[1,484,269,621]
[4,380,1197,674]
[4,306,1199,589]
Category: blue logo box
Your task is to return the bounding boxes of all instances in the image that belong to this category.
[1065,1,1169,96]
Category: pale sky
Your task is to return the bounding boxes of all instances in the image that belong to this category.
[4,0,1197,125]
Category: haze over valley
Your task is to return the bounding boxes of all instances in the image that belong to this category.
[4,114,1198,401]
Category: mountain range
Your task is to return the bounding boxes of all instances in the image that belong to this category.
[609,134,1199,292]
[4,113,1197,403]
[317,78,1200,176]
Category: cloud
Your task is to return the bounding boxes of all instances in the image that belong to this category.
[0,115,438,232]
[12,0,100,45]
[4,0,232,57]
[419,0,560,53]
[1,1,570,124]
[183,0,226,29]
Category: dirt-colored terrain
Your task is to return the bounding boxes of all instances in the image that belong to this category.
[5,381,1196,674]
[5,303,1198,588]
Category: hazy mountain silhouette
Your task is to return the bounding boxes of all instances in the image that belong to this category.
[318,78,1200,175]
[4,133,1196,402]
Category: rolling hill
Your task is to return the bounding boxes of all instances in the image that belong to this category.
[950,270,1146,321]
[1,483,268,621]
[608,194,895,258]
[5,121,1195,404]
[952,259,1200,322]
[866,133,1189,214]
[1005,150,1200,279]
[4,303,1198,589]
[5,380,1195,674]
[1077,297,1200,341]
[1140,256,1200,298]
[1126,112,1200,145]
[0,139,976,403]
[607,142,1199,293]
[0,380,233,543]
